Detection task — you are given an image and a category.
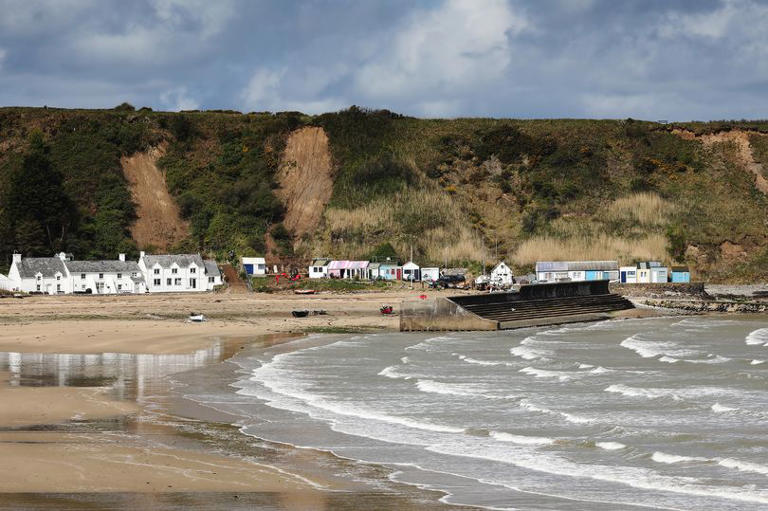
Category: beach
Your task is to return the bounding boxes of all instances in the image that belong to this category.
[0,290,475,510]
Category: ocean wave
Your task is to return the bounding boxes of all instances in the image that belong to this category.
[490,431,554,446]
[718,458,768,476]
[456,354,511,367]
[596,441,626,451]
[378,365,411,380]
[415,379,516,400]
[404,336,451,352]
[745,328,768,345]
[589,366,613,374]
[578,363,594,369]
[658,356,679,363]
[652,451,707,464]
[751,359,765,365]
[683,355,732,364]
[518,399,595,425]
[620,334,699,360]
[711,403,737,413]
[509,342,552,361]
[605,384,728,401]
[519,366,572,382]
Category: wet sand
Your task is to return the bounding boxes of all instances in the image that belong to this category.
[0,292,477,509]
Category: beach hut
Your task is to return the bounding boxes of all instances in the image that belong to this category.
[650,266,668,283]
[490,262,513,286]
[369,262,383,280]
[421,267,440,283]
[402,261,420,281]
[619,266,638,284]
[327,260,351,278]
[536,261,619,283]
[242,257,266,276]
[309,258,331,279]
[378,261,401,281]
[348,261,370,280]
[671,266,691,283]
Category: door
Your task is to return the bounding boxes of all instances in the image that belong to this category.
[397,269,402,280]
[620,271,627,283]
[244,264,254,275]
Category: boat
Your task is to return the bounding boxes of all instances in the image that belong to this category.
[188,313,206,322]
[292,310,309,318]
[294,289,316,295]
[380,305,394,315]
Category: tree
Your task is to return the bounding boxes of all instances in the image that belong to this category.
[2,132,77,255]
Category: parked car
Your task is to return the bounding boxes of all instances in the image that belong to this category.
[432,274,466,288]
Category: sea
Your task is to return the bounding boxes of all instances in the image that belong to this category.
[176,315,768,510]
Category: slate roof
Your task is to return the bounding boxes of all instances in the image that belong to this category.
[66,260,141,273]
[311,258,331,266]
[143,254,204,269]
[16,257,68,278]
[536,261,619,272]
[203,260,221,277]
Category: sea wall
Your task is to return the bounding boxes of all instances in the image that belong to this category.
[399,297,498,332]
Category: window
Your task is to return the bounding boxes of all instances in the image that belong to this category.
[190,267,196,274]
[132,272,137,277]
[208,276,214,283]
[167,278,172,285]
[154,278,161,286]
[81,273,86,279]
[98,273,104,279]
[117,273,122,279]
[56,284,61,292]
[117,284,122,291]
[37,275,41,281]
[153,268,160,275]
[56,275,61,281]
[36,284,41,291]
[171,268,178,274]
[174,278,182,286]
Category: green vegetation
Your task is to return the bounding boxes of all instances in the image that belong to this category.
[1,106,767,282]
[250,276,392,293]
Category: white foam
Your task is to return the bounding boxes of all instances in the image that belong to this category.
[620,334,698,360]
[751,359,765,365]
[746,328,768,345]
[606,384,728,401]
[711,403,737,413]
[658,356,679,363]
[415,379,514,400]
[519,366,571,382]
[596,441,625,451]
[378,365,409,380]
[589,366,613,374]
[578,363,594,369]
[518,399,595,425]
[400,356,410,364]
[719,458,768,476]
[652,451,707,464]
[683,355,731,364]
[490,431,554,446]
[457,355,510,367]
[509,341,551,361]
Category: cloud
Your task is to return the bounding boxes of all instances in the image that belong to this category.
[160,87,199,111]
[354,0,527,101]
[0,48,6,69]
[240,67,346,113]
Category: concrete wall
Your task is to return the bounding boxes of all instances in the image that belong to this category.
[400,297,498,332]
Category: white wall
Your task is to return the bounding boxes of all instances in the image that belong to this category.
[141,261,207,293]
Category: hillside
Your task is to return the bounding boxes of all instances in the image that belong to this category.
[0,105,767,283]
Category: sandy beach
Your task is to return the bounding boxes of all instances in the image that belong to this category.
[0,290,476,509]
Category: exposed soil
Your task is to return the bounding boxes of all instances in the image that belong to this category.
[221,263,248,294]
[121,144,189,250]
[672,128,768,195]
[276,127,334,245]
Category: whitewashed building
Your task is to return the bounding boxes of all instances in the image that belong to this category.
[421,267,440,283]
[6,253,71,294]
[619,266,638,284]
[203,260,223,287]
[66,254,146,294]
[242,257,267,276]
[535,261,619,283]
[402,261,420,281]
[491,261,514,286]
[308,258,331,279]
[139,253,215,293]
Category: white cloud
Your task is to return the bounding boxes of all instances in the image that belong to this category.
[354,0,527,99]
[150,0,235,38]
[0,48,6,69]
[240,67,346,113]
[160,86,199,111]
[660,0,768,40]
[0,0,97,34]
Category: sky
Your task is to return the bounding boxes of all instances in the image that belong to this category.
[0,0,767,120]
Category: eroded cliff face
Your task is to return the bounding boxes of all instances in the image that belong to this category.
[121,144,189,251]
[276,126,334,247]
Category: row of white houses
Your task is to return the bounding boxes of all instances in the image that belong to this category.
[535,261,691,284]
[0,252,222,295]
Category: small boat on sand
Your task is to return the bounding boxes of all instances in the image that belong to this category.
[380,305,395,315]
[188,313,207,322]
[294,289,316,295]
[292,310,309,318]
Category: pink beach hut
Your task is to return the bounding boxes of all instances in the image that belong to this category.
[328,260,351,278]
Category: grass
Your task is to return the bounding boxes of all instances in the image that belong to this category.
[512,233,669,267]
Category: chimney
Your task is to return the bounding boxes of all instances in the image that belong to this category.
[58,252,67,261]
[12,253,21,265]
[118,253,126,262]
[139,251,145,259]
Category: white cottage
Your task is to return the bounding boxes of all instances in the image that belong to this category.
[65,254,146,294]
[490,261,514,286]
[402,261,420,281]
[308,258,331,279]
[242,257,267,276]
[6,253,71,294]
[139,253,213,293]
[204,260,223,287]
[420,267,440,283]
